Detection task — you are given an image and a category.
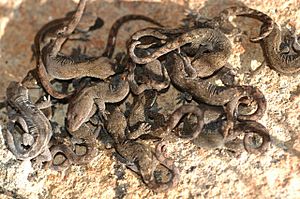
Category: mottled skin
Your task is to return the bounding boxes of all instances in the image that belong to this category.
[128,90,165,131]
[35,0,161,99]
[165,52,266,138]
[67,74,130,132]
[128,27,232,78]
[106,106,151,142]
[4,81,52,161]
[127,59,171,95]
[45,123,98,171]
[185,6,274,42]
[105,107,179,192]
[261,23,300,75]
[190,106,270,153]
[35,0,93,99]
[102,14,162,59]
[165,105,205,140]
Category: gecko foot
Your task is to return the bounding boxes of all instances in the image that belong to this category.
[36,95,52,109]
[127,122,152,140]
[176,92,193,105]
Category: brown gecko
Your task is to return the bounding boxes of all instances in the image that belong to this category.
[37,0,162,99]
[42,12,163,80]
[128,27,232,78]
[185,6,274,42]
[105,107,179,192]
[66,74,130,132]
[131,104,205,141]
[165,52,266,138]
[34,0,92,99]
[154,104,270,154]
[260,23,300,74]
[192,118,271,154]
[202,6,300,75]
[4,81,52,161]
[181,103,271,153]
[127,90,165,131]
[127,59,170,95]
[45,123,98,171]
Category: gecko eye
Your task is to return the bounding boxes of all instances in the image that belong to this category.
[73,114,78,121]
[57,30,65,37]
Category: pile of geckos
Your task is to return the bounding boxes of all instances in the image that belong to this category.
[4,0,299,192]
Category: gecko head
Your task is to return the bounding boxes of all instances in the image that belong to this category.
[6,81,28,101]
[66,112,84,132]
[66,96,93,133]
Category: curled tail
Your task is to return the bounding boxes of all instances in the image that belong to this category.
[166,104,204,140]
[45,144,74,171]
[237,86,267,121]
[234,121,270,154]
[146,141,180,192]
[216,6,274,42]
[102,14,163,58]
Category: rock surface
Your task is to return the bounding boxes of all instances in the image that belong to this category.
[0,0,300,198]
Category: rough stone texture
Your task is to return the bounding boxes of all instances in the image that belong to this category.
[0,0,300,198]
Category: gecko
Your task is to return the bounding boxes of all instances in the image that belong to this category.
[165,52,266,139]
[66,74,130,132]
[174,104,271,153]
[42,13,163,80]
[45,123,98,171]
[127,90,165,132]
[185,6,274,42]
[37,0,162,99]
[260,23,300,75]
[128,26,232,78]
[127,59,170,95]
[204,6,300,75]
[4,81,52,161]
[151,103,270,154]
[128,104,205,142]
[35,0,93,99]
[192,117,271,154]
[105,106,179,192]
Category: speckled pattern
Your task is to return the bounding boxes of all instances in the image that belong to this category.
[0,0,299,198]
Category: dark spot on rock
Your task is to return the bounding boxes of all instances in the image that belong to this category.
[186,166,196,173]
[114,163,125,180]
[114,183,128,199]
